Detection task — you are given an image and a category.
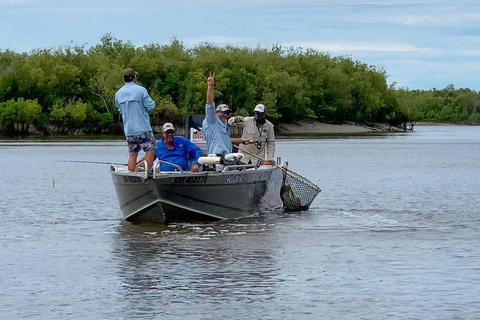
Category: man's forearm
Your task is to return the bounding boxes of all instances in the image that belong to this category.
[231,138,246,143]
[228,116,245,126]
[207,85,214,105]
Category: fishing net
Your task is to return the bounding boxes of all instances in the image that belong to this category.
[280,169,321,212]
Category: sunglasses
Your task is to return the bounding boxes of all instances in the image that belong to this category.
[164,130,175,135]
[220,111,230,115]
[254,111,263,115]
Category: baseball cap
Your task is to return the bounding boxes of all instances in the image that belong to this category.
[162,122,175,133]
[254,104,266,113]
[123,68,138,77]
[216,104,230,112]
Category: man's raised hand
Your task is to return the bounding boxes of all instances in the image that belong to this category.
[207,72,215,87]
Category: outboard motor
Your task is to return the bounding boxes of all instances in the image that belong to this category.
[198,153,244,172]
[198,155,222,171]
[223,153,244,166]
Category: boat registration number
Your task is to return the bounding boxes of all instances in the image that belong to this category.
[124,176,143,183]
[173,176,208,184]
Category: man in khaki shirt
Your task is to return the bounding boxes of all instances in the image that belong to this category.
[228,104,276,163]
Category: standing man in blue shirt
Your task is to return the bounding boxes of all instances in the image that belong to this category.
[115,68,157,172]
[202,72,247,156]
[154,123,202,172]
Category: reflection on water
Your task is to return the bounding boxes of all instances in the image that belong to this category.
[113,219,282,319]
[1,126,480,319]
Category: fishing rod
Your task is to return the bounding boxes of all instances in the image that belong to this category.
[54,160,125,165]
[237,146,288,174]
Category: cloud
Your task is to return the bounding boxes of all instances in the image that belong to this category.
[0,0,48,5]
[354,5,480,27]
[184,36,255,47]
[284,42,432,54]
[387,12,480,27]
[458,50,480,57]
[2,2,125,15]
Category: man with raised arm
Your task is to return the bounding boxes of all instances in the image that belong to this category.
[115,68,157,172]
[202,72,247,157]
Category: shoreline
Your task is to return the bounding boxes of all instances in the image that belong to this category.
[2,121,477,141]
[276,120,378,136]
[277,120,479,137]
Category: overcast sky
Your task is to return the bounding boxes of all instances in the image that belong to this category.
[1,0,479,90]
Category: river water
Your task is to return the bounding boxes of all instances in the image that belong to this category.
[1,126,479,319]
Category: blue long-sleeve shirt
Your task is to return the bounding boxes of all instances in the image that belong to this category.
[115,82,155,136]
[202,103,232,156]
[155,136,203,171]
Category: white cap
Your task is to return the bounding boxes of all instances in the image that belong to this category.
[162,122,175,132]
[254,104,266,113]
[216,104,230,112]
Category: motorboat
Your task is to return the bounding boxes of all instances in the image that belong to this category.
[110,156,283,223]
[110,114,320,223]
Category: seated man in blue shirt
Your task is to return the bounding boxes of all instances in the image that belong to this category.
[154,123,202,172]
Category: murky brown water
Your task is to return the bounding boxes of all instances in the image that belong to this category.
[1,126,479,319]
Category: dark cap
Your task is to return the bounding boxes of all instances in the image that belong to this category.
[124,68,138,77]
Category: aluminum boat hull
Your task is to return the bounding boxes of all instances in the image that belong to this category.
[110,165,281,223]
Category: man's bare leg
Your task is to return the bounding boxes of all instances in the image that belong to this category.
[127,153,138,172]
[145,150,156,171]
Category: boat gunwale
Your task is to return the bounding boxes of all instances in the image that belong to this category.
[110,163,277,180]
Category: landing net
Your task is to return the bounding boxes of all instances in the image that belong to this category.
[280,169,321,212]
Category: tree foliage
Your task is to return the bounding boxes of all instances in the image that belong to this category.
[0,34,478,135]
[0,98,42,134]
[395,86,480,125]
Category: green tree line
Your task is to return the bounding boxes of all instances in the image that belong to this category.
[394,85,480,124]
[1,34,479,135]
